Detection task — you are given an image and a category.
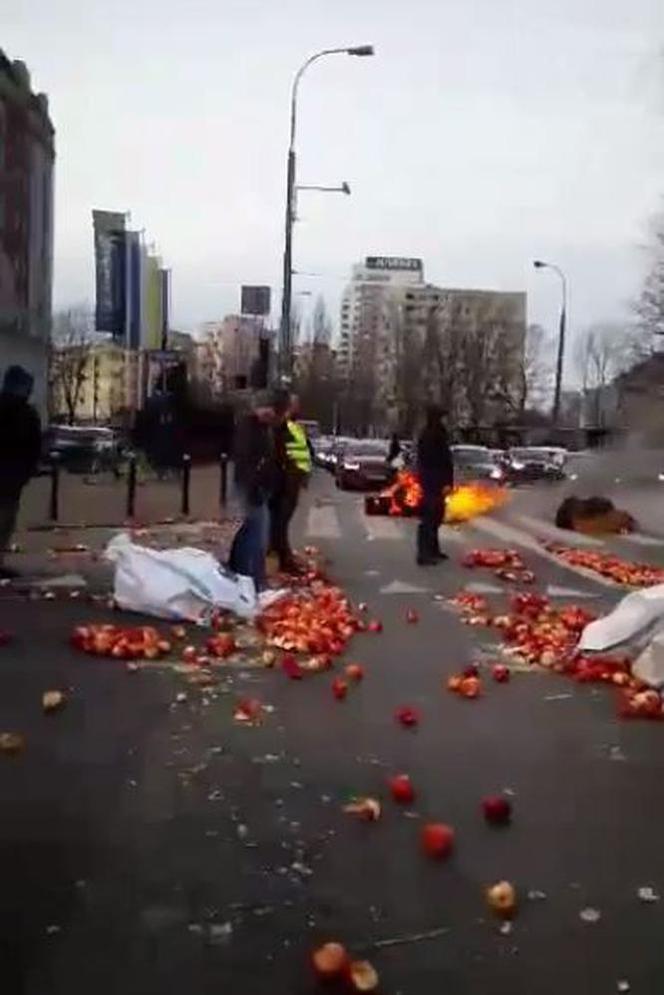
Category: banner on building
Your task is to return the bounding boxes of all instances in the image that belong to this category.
[92,210,126,337]
[241,285,271,317]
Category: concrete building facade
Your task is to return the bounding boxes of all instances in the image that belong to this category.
[0,50,55,416]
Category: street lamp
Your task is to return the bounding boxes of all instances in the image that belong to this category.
[279,45,374,381]
[533,259,568,426]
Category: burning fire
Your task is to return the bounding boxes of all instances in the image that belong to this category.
[375,471,508,523]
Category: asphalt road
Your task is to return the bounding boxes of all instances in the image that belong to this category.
[3,471,664,994]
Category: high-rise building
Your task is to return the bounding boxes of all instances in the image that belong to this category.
[0,50,55,416]
[338,257,526,434]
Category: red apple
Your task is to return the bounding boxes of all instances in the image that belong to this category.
[389,774,415,804]
[332,678,348,700]
[311,941,349,979]
[405,609,419,624]
[395,705,420,727]
[345,663,364,682]
[421,822,455,859]
[282,654,304,679]
[482,795,512,825]
[181,645,197,663]
[459,676,481,699]
[492,664,510,683]
[367,619,383,633]
[463,663,479,678]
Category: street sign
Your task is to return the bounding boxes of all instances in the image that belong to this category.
[365,256,422,272]
[241,285,271,316]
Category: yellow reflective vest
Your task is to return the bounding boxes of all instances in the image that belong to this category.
[285,420,312,474]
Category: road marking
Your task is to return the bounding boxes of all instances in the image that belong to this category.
[465,581,504,594]
[439,525,466,545]
[364,515,405,541]
[511,513,603,547]
[306,505,341,539]
[620,533,664,547]
[547,584,600,599]
[468,515,620,588]
[379,579,431,594]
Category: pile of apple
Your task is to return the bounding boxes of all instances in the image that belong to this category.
[258,583,359,655]
[546,544,664,588]
[461,547,536,584]
[71,624,171,660]
[491,595,596,667]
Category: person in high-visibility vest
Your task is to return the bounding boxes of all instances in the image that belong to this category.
[269,394,312,573]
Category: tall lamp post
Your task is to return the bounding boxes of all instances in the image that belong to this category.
[533,259,567,426]
[279,45,374,381]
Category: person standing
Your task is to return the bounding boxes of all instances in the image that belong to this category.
[416,404,453,566]
[0,366,42,577]
[228,391,281,592]
[270,394,312,574]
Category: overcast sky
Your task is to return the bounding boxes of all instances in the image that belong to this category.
[5,0,664,355]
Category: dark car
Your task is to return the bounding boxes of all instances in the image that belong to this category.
[335,440,393,490]
[505,447,566,484]
[452,446,506,484]
[45,425,125,475]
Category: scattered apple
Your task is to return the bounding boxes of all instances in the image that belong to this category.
[463,663,479,678]
[486,879,517,918]
[343,796,381,821]
[492,664,510,683]
[311,941,349,980]
[345,663,364,682]
[281,654,304,679]
[0,731,25,755]
[42,690,66,713]
[181,645,198,663]
[421,822,455,860]
[395,705,419,727]
[332,678,348,700]
[482,795,512,825]
[367,619,383,634]
[348,959,379,991]
[405,609,419,624]
[447,675,462,692]
[389,774,415,804]
[459,676,481,699]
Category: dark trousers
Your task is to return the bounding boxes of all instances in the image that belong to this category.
[229,497,268,592]
[417,486,444,559]
[269,475,301,569]
[0,494,20,559]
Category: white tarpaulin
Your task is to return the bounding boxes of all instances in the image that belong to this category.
[104,533,257,621]
[578,582,664,688]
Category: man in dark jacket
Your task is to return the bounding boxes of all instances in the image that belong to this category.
[0,366,42,576]
[416,404,453,566]
[228,390,285,591]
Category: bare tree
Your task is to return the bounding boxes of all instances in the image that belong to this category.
[635,213,664,341]
[518,324,554,413]
[311,295,333,346]
[50,305,94,424]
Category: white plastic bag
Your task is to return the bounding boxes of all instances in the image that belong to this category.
[633,631,664,688]
[104,533,257,621]
[578,583,664,653]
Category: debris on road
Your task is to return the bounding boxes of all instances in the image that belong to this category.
[546,545,664,588]
[486,880,517,918]
[42,690,66,713]
[555,496,636,535]
[0,731,25,755]
[394,705,420,728]
[371,925,449,949]
[71,624,172,660]
[343,796,382,821]
[579,906,601,924]
[637,886,660,903]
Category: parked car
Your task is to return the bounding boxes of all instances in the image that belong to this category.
[45,425,125,475]
[313,435,335,469]
[335,439,393,490]
[328,437,354,472]
[505,447,566,484]
[452,446,506,483]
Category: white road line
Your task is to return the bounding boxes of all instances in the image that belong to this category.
[620,533,664,547]
[306,505,341,540]
[511,513,603,547]
[468,515,619,588]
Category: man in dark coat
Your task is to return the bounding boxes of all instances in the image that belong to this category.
[416,404,454,565]
[0,366,42,576]
[228,390,284,591]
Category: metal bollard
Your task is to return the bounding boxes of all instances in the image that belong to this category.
[49,457,60,522]
[219,452,229,508]
[126,454,137,519]
[181,453,191,516]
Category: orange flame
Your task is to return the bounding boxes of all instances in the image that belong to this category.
[380,471,508,523]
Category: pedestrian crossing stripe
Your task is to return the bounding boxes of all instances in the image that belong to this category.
[511,513,602,547]
[306,505,341,539]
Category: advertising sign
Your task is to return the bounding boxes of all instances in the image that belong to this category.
[241,285,271,316]
[92,210,126,337]
[365,256,422,272]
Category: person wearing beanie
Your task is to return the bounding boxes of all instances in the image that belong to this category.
[0,366,42,576]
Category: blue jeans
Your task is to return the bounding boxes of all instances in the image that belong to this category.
[229,496,268,591]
